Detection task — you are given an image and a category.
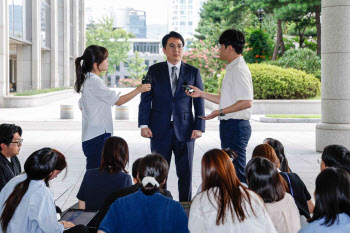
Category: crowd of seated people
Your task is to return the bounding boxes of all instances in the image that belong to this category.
[1,123,350,233]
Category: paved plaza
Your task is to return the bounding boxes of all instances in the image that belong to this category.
[1,89,321,210]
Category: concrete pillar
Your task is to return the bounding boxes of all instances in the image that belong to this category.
[32,0,41,90]
[41,50,51,89]
[63,0,70,87]
[80,0,86,54]
[58,0,64,87]
[51,0,59,88]
[316,0,350,151]
[0,0,9,107]
[71,0,79,86]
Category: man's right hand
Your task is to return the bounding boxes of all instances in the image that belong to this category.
[141,127,153,138]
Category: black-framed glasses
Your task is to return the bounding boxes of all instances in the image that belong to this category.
[168,44,183,50]
[10,139,23,147]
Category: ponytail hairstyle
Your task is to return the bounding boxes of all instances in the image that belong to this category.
[264,138,291,172]
[138,153,168,195]
[0,148,57,233]
[75,45,109,93]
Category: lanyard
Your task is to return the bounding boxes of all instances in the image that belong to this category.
[6,163,15,177]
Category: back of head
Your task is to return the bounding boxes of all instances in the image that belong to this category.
[310,167,350,226]
[162,31,185,48]
[100,136,129,174]
[138,153,168,195]
[218,29,245,54]
[264,138,290,172]
[132,158,143,180]
[245,157,287,203]
[322,145,350,174]
[1,148,57,232]
[201,149,252,225]
[0,124,22,151]
[75,45,109,93]
[252,144,280,168]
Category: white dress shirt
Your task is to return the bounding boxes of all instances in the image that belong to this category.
[0,174,64,233]
[78,72,120,142]
[219,56,253,120]
[189,187,277,233]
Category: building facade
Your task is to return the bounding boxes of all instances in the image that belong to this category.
[110,8,147,38]
[0,0,85,107]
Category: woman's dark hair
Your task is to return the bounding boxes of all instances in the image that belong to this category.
[132,158,143,180]
[218,29,245,54]
[52,149,67,179]
[264,138,290,172]
[0,148,57,233]
[201,149,255,225]
[99,136,129,175]
[138,153,168,195]
[0,124,22,150]
[162,31,185,48]
[252,144,280,169]
[245,157,288,203]
[322,145,350,174]
[74,45,109,93]
[309,167,350,226]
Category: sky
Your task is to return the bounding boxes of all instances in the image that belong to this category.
[85,0,169,25]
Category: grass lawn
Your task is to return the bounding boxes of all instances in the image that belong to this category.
[266,114,321,118]
[14,87,71,96]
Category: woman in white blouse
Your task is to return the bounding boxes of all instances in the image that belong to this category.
[188,149,277,233]
[75,45,151,169]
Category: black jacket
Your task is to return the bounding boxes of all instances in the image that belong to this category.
[0,152,21,191]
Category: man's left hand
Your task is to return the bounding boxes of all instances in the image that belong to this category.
[191,130,202,139]
[202,110,220,120]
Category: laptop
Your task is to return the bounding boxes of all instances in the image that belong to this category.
[59,209,99,226]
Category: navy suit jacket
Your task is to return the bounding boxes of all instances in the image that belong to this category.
[138,61,205,142]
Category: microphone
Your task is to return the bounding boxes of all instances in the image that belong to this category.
[142,73,153,84]
[182,81,194,94]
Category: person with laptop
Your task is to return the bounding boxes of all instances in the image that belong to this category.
[0,148,89,233]
[98,153,189,233]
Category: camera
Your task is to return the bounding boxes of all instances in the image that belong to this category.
[182,82,194,94]
[142,74,153,84]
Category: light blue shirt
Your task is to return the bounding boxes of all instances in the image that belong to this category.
[298,213,350,233]
[0,174,64,233]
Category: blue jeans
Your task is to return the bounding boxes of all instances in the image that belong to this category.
[220,119,251,183]
[82,133,111,170]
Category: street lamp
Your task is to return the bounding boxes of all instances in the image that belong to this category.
[256,8,265,30]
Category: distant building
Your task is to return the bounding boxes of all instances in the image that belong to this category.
[105,38,164,87]
[167,0,207,39]
[0,0,85,107]
[111,8,147,38]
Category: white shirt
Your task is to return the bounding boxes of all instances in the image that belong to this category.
[188,187,277,233]
[0,174,64,233]
[219,56,253,120]
[78,72,120,142]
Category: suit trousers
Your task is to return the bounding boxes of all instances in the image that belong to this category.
[220,119,251,183]
[82,132,111,170]
[151,125,194,202]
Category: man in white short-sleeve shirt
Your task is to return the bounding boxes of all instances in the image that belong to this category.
[187,29,253,182]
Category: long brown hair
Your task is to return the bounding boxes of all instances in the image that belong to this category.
[252,144,280,168]
[201,149,255,225]
[99,136,129,174]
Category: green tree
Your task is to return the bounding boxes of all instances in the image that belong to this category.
[86,16,134,74]
[127,52,147,80]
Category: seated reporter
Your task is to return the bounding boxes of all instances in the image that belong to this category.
[97,157,173,228]
[246,157,301,233]
[77,136,132,210]
[299,167,350,233]
[0,148,88,233]
[319,144,350,173]
[98,153,189,233]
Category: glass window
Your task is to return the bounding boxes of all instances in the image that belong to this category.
[188,21,193,26]
[9,0,31,40]
[180,11,185,15]
[180,22,186,26]
[180,5,186,9]
[145,60,149,69]
[180,0,186,3]
[41,0,51,48]
[153,60,157,64]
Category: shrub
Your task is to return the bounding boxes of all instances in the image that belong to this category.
[119,78,141,87]
[218,63,320,99]
[269,48,321,79]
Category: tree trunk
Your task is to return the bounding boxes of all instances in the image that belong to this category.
[272,19,283,60]
[315,5,321,55]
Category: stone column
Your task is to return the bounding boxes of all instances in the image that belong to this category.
[32,0,41,90]
[80,0,86,54]
[72,0,79,85]
[316,0,350,151]
[51,0,59,88]
[0,0,9,107]
[63,0,70,87]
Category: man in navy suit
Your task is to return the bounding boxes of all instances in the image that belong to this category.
[138,31,205,201]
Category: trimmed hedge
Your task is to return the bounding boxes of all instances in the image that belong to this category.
[218,63,320,99]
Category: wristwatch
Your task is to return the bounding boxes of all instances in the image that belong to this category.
[220,109,225,116]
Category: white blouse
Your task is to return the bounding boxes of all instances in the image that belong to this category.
[188,187,277,233]
[78,72,120,142]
